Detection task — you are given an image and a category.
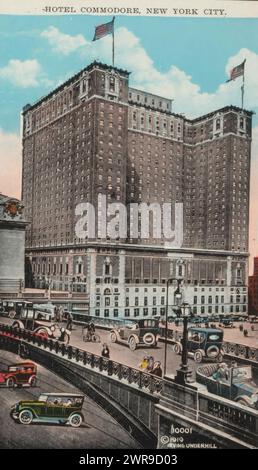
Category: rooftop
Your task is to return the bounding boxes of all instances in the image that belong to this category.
[22,61,130,114]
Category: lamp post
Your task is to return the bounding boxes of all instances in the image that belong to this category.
[174,302,193,385]
[164,278,182,377]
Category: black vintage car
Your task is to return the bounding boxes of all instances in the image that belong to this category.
[174,327,224,363]
[110,318,160,351]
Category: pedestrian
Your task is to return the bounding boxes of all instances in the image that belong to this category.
[150,361,163,377]
[66,312,73,331]
[147,356,154,372]
[139,355,149,370]
[101,343,110,358]
[239,324,243,332]
[243,329,248,337]
[54,306,58,322]
[59,307,63,323]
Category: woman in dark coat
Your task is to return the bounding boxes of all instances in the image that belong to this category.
[101,343,110,358]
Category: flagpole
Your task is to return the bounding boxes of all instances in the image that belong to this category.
[112,17,115,67]
[241,72,245,110]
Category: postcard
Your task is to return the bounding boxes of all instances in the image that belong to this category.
[0,0,257,456]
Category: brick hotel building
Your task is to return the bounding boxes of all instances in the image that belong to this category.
[22,62,252,318]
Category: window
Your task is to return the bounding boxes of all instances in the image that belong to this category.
[143,308,148,316]
[105,297,110,307]
[134,308,139,317]
[113,309,118,317]
[152,308,157,315]
[125,309,130,317]
[95,309,100,317]
[104,309,109,317]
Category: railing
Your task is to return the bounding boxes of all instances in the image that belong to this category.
[0,322,257,447]
[161,379,258,447]
[0,323,163,396]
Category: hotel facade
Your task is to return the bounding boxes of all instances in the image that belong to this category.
[22,62,252,318]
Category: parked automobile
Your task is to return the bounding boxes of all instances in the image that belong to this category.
[173,327,224,363]
[110,318,160,351]
[10,393,84,427]
[0,362,37,388]
[196,363,258,409]
[219,319,235,328]
[0,300,33,319]
[12,309,70,344]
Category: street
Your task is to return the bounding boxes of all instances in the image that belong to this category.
[0,350,140,449]
[1,316,255,379]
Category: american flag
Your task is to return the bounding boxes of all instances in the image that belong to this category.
[93,18,114,41]
[227,59,246,82]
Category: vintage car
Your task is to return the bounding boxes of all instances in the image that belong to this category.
[219,318,235,328]
[10,393,84,427]
[196,363,258,409]
[173,327,224,363]
[110,318,160,351]
[0,362,37,388]
[12,309,70,344]
[0,300,33,319]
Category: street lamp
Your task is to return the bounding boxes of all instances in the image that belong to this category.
[174,302,193,385]
[164,278,182,376]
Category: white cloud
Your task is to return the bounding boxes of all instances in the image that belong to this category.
[0,59,49,88]
[77,28,258,118]
[40,26,258,117]
[0,129,21,199]
[41,26,88,55]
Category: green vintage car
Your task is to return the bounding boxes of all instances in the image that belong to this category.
[10,393,84,427]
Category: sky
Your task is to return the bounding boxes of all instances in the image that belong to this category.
[0,14,258,269]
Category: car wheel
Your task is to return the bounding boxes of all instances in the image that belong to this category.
[110,332,117,343]
[6,377,15,388]
[12,321,22,329]
[9,310,16,319]
[19,409,33,425]
[174,343,182,355]
[92,334,101,343]
[194,350,204,363]
[29,375,37,387]
[142,332,156,346]
[128,336,137,351]
[69,413,83,428]
[206,345,220,359]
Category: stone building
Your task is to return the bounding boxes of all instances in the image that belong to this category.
[0,194,27,293]
[21,61,252,317]
[248,257,258,315]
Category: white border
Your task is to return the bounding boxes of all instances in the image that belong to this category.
[0,0,258,18]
